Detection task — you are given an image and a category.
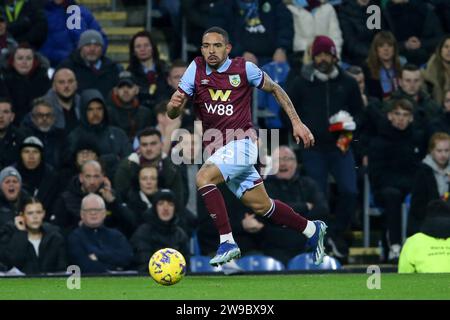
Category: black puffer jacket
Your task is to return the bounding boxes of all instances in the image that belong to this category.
[0,222,67,274]
[0,189,30,228]
[130,206,189,272]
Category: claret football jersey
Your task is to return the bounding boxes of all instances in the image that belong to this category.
[178,56,264,152]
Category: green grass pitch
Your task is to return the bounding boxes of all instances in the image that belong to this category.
[1,274,450,300]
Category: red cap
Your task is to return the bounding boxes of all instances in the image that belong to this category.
[311,35,337,58]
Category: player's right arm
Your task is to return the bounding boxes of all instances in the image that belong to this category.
[167,90,188,119]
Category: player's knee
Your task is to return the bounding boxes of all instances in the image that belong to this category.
[196,170,213,189]
[251,201,272,216]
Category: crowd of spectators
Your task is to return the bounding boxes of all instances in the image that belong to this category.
[1,0,450,274]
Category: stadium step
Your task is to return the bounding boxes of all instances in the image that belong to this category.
[347,247,381,265]
[78,0,113,10]
[94,11,127,27]
[103,27,145,40]
[106,44,129,63]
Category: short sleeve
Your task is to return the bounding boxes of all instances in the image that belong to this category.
[245,61,264,88]
[178,60,197,96]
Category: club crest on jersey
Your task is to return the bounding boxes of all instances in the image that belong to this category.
[229,74,241,87]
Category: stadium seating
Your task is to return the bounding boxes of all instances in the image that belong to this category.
[287,253,341,271]
[189,256,222,273]
[236,255,285,272]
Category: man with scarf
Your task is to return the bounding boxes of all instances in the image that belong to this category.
[287,35,363,262]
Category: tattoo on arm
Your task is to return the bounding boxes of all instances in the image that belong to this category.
[262,73,301,125]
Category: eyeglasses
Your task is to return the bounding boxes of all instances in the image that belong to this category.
[82,208,104,213]
[33,113,54,119]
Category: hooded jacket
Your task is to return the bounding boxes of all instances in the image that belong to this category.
[130,199,189,272]
[44,88,82,133]
[67,89,132,177]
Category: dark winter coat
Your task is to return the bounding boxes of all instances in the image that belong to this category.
[0,0,48,49]
[0,222,67,274]
[0,125,26,168]
[67,224,133,274]
[40,0,108,67]
[287,64,363,150]
[58,49,122,99]
[0,189,30,228]
[130,208,189,272]
[368,120,423,193]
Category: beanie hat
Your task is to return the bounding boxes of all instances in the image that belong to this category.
[311,35,337,58]
[0,166,22,185]
[21,136,44,152]
[78,30,104,49]
[153,189,176,206]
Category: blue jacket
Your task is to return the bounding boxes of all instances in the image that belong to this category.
[68,225,133,274]
[39,0,108,67]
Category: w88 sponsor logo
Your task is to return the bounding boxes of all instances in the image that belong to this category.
[204,103,234,116]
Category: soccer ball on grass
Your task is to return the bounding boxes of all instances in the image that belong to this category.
[148,248,187,286]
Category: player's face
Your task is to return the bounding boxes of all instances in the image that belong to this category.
[86,101,104,125]
[1,177,20,201]
[431,140,450,168]
[387,107,413,130]
[201,32,231,70]
[139,167,158,196]
[0,103,14,131]
[21,147,42,170]
[139,135,162,161]
[22,203,45,232]
[399,70,422,96]
[53,69,77,99]
[156,200,175,222]
[32,105,55,132]
[13,48,34,75]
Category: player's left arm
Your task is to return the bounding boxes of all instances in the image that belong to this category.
[260,72,315,148]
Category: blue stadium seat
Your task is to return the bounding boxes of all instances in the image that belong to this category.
[236,255,285,272]
[190,256,222,273]
[287,253,341,271]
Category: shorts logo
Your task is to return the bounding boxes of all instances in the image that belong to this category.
[229,74,241,87]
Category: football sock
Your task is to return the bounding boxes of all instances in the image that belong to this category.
[199,184,232,235]
[303,220,317,238]
[264,199,309,234]
[220,232,236,244]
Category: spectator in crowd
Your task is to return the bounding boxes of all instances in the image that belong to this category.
[44,68,81,134]
[285,0,343,62]
[229,0,294,66]
[0,166,29,227]
[158,60,194,130]
[181,0,230,59]
[338,0,381,66]
[0,98,26,168]
[154,100,181,156]
[114,127,184,210]
[0,197,66,274]
[2,45,51,124]
[130,189,189,272]
[14,136,59,211]
[67,89,132,179]
[398,199,450,273]
[363,31,402,101]
[40,0,108,68]
[409,132,450,236]
[124,166,159,227]
[59,29,121,99]
[107,71,154,142]
[262,146,329,264]
[51,160,136,237]
[67,193,133,274]
[428,0,450,33]
[382,0,443,67]
[0,8,17,68]
[58,137,101,190]
[368,99,423,262]
[0,0,48,49]
[127,30,168,110]
[423,35,450,106]
[20,98,66,169]
[287,35,363,260]
[428,89,450,137]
